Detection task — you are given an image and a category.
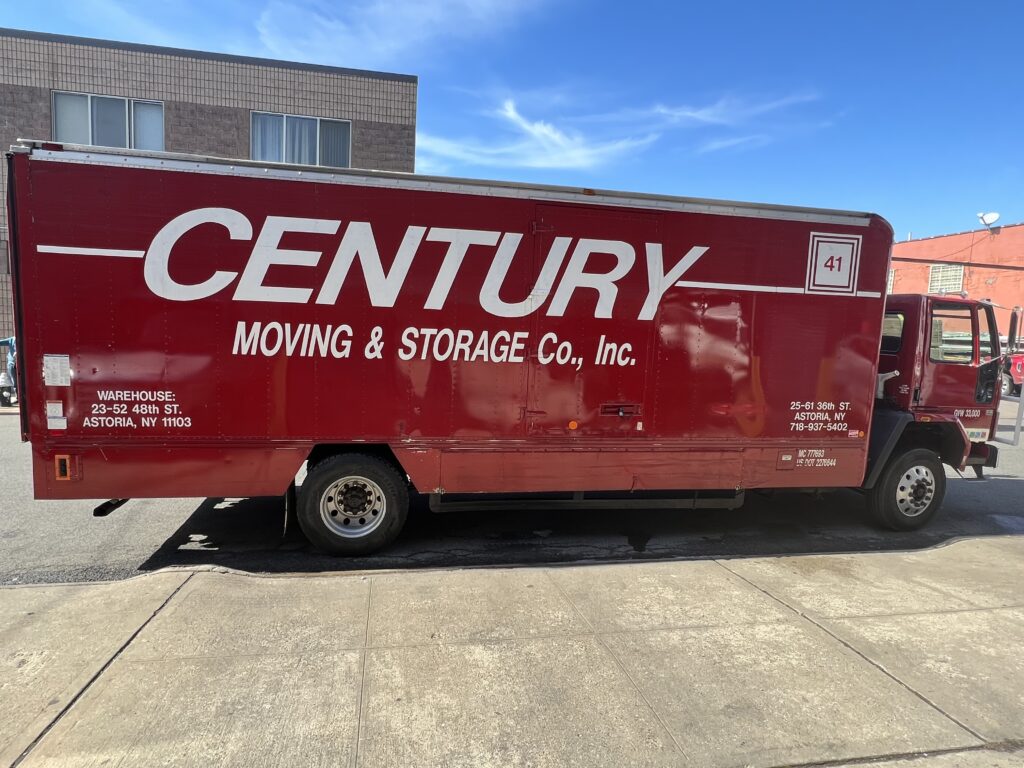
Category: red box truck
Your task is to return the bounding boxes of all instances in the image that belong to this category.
[5,141,1008,554]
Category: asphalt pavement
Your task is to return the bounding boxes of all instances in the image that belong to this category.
[1,402,1022,585]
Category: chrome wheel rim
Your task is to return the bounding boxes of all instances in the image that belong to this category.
[319,476,387,538]
[895,465,936,517]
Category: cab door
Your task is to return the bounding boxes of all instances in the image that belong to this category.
[918,299,999,441]
[877,296,924,410]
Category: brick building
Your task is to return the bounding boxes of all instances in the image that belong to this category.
[890,224,1024,332]
[0,27,418,337]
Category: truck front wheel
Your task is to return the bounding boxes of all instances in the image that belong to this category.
[867,448,946,531]
[298,454,409,555]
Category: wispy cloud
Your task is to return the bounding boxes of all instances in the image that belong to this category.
[418,89,826,172]
[697,134,771,154]
[255,0,545,69]
[565,91,819,128]
[418,99,658,172]
[653,92,820,126]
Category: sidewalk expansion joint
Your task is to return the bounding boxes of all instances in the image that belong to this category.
[767,738,1024,768]
[542,569,692,763]
[713,559,987,744]
[826,602,1024,621]
[352,578,373,768]
[10,572,195,768]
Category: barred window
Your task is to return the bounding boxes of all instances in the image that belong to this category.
[928,264,964,294]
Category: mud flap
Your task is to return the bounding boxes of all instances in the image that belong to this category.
[863,409,913,489]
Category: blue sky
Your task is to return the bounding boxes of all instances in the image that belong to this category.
[6,0,1023,238]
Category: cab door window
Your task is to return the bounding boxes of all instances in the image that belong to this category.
[880,312,905,354]
[929,304,975,364]
[979,305,999,362]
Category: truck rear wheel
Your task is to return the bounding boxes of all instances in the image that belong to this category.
[867,448,946,531]
[297,454,409,555]
[1001,373,1014,397]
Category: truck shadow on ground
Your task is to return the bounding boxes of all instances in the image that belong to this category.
[138,474,1024,574]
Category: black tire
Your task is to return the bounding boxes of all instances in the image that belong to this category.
[297,453,409,555]
[867,448,946,531]
[1001,373,1014,398]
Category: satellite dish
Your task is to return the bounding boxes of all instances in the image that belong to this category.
[977,211,1001,227]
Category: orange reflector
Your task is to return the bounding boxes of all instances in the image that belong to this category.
[54,454,80,481]
[55,455,71,480]
[567,420,579,430]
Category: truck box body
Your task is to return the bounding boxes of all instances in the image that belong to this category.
[7,145,893,502]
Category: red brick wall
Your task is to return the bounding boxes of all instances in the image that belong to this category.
[891,224,1024,332]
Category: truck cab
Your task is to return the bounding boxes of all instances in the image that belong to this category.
[868,295,1004,526]
[879,294,1002,439]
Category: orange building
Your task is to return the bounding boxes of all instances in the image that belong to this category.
[890,223,1024,333]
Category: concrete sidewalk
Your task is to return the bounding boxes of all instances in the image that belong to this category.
[2,538,1023,768]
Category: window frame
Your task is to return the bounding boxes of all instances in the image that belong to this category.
[51,90,164,150]
[928,302,977,366]
[129,99,165,151]
[250,110,353,168]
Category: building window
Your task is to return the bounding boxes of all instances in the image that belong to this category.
[928,263,964,294]
[251,111,351,168]
[52,91,164,151]
[886,269,895,294]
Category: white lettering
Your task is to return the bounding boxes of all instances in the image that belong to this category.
[397,327,529,363]
[330,326,353,358]
[547,239,635,318]
[638,244,709,320]
[142,209,715,322]
[316,222,426,306]
[424,228,501,310]
[145,208,251,301]
[233,321,261,355]
[260,321,284,355]
[399,327,418,361]
[234,216,340,303]
[480,234,571,318]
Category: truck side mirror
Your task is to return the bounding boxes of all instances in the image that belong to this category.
[1009,308,1020,353]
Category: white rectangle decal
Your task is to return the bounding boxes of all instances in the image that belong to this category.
[42,355,71,387]
[806,232,863,296]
